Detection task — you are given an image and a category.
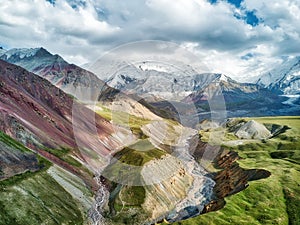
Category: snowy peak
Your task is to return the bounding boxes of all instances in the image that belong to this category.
[0,47,67,72]
[92,59,239,101]
[136,61,169,73]
[134,61,197,75]
[257,56,300,95]
[0,47,47,60]
[214,73,237,83]
[219,74,228,82]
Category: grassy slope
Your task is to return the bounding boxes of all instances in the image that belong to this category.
[0,172,84,225]
[0,132,89,225]
[94,104,150,138]
[114,139,166,166]
[169,116,300,225]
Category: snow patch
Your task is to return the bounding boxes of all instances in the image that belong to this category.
[3,48,40,60]
[282,95,300,106]
[219,74,228,82]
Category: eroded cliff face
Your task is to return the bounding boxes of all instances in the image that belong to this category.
[141,155,194,222]
[193,145,271,215]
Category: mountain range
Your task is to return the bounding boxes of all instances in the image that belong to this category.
[1,47,298,122]
[0,46,298,224]
[257,56,300,95]
[87,58,299,123]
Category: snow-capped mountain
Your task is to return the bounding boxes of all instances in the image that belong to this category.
[2,47,298,120]
[90,60,300,118]
[1,47,71,82]
[0,47,163,120]
[257,56,300,95]
[183,79,288,118]
[0,48,41,60]
[0,47,108,101]
[90,60,234,101]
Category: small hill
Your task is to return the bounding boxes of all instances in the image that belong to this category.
[235,120,271,139]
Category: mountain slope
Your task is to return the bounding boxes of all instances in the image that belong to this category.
[0,59,136,186]
[0,48,107,101]
[257,56,300,95]
[0,129,92,225]
[0,48,162,121]
[90,59,297,120]
[183,79,290,118]
[91,60,232,102]
[0,131,42,181]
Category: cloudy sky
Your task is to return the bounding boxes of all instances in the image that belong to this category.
[0,0,300,81]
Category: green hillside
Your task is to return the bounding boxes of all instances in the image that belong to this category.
[170,116,300,225]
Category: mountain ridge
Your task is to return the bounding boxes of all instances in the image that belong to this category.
[0,59,137,188]
[257,56,300,95]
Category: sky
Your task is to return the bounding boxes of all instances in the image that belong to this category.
[0,0,300,81]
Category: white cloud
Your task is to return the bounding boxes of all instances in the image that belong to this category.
[0,0,120,64]
[0,0,299,79]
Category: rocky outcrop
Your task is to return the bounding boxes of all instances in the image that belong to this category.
[235,120,271,139]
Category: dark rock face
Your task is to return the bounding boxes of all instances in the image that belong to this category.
[212,150,270,198]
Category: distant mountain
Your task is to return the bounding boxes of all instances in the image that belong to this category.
[257,56,300,95]
[184,78,289,118]
[90,60,234,102]
[92,60,296,121]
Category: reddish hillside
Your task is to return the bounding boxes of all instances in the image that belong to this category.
[0,60,130,188]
